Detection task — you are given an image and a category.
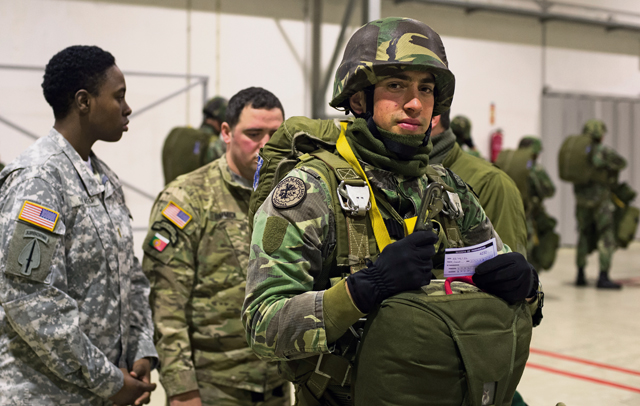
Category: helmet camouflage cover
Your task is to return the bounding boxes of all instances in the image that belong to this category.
[450,115,471,143]
[582,119,606,141]
[202,96,228,121]
[330,17,455,116]
[518,136,542,155]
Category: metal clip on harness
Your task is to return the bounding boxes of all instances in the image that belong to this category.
[337,181,371,217]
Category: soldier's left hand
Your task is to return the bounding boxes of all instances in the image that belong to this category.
[472,252,538,304]
[129,358,153,405]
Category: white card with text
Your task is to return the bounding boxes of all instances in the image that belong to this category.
[443,238,497,277]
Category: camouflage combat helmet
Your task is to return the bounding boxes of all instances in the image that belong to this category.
[582,119,606,141]
[450,115,471,144]
[518,136,542,155]
[329,17,455,116]
[202,96,228,121]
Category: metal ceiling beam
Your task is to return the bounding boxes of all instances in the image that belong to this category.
[395,0,640,33]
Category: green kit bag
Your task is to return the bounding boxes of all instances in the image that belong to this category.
[531,230,559,270]
[494,148,534,202]
[354,281,533,406]
[558,134,597,184]
[615,205,639,248]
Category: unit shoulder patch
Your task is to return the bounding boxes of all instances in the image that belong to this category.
[272,177,307,209]
[18,200,59,232]
[5,222,59,283]
[162,201,192,229]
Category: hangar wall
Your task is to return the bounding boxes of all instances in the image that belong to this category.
[1,0,640,253]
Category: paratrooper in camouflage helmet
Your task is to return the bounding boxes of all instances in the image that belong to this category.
[161,96,229,185]
[450,115,482,158]
[574,119,626,289]
[243,17,541,406]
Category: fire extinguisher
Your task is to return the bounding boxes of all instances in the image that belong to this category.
[490,129,503,163]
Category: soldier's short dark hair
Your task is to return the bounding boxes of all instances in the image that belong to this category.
[226,87,284,129]
[42,45,116,120]
[438,110,450,130]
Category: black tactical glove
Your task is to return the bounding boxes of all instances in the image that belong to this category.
[472,252,538,304]
[346,230,438,313]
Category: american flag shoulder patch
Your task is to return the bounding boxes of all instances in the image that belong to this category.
[18,201,60,232]
[162,201,192,229]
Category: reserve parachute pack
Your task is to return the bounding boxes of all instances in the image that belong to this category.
[250,117,534,405]
[162,127,215,185]
[354,281,532,406]
[494,148,535,203]
[558,134,607,185]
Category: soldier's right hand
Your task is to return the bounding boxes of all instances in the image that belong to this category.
[346,230,437,313]
[109,368,157,406]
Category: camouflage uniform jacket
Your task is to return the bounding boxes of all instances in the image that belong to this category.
[574,143,626,207]
[142,156,283,397]
[242,118,509,362]
[441,137,528,256]
[0,129,157,405]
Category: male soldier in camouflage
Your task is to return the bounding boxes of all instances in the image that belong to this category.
[450,114,482,158]
[518,136,556,271]
[575,120,626,289]
[143,87,288,406]
[430,110,527,256]
[162,96,228,185]
[0,45,157,405]
[242,17,539,405]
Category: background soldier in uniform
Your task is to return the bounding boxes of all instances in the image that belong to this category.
[0,45,157,406]
[162,96,228,185]
[450,114,482,158]
[143,87,288,406]
[430,110,528,256]
[243,17,539,405]
[574,120,626,289]
[517,136,557,271]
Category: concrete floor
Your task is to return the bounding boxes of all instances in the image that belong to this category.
[149,243,640,406]
[516,243,640,406]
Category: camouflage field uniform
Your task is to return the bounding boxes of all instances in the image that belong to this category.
[431,128,528,256]
[575,140,626,271]
[242,117,510,363]
[142,156,287,406]
[0,129,157,406]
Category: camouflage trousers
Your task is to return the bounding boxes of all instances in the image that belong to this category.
[195,382,290,406]
[576,200,615,271]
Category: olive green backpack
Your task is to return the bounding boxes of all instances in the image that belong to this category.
[558,135,607,185]
[494,148,534,203]
[162,126,214,185]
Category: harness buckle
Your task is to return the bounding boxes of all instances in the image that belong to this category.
[337,181,371,217]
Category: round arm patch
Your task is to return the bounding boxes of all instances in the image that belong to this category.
[272,177,307,209]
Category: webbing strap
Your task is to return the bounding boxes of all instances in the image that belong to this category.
[336,124,392,252]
